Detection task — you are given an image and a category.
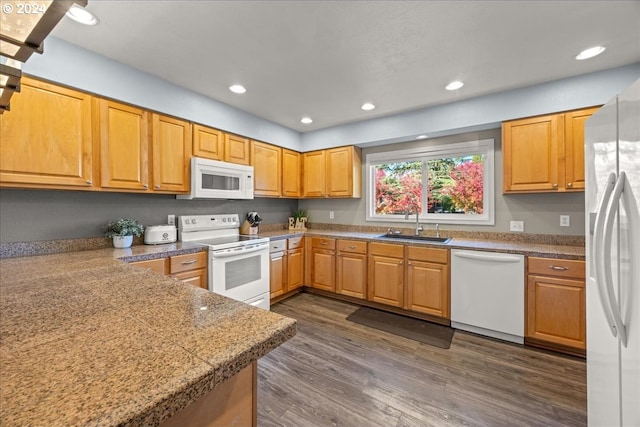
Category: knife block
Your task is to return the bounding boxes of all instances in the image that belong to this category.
[240,220,259,235]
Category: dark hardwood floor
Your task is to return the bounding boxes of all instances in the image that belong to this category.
[258,293,587,427]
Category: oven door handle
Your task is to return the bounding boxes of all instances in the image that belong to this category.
[211,244,268,258]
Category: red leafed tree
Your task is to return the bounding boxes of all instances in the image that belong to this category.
[442,160,483,213]
[375,166,422,214]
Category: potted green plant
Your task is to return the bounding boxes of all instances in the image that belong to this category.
[289,209,307,230]
[103,218,144,248]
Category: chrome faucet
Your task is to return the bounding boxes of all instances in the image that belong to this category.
[435,223,440,238]
[405,206,423,236]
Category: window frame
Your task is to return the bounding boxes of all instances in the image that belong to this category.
[365,139,495,225]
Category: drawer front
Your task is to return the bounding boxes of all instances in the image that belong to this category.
[269,240,287,253]
[131,257,169,275]
[337,239,367,254]
[170,251,208,274]
[528,257,585,279]
[288,236,304,250]
[311,237,336,250]
[407,246,448,264]
[369,242,404,258]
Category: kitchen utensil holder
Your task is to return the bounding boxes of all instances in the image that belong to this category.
[240,220,259,235]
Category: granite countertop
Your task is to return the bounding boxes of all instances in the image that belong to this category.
[0,248,296,427]
[259,228,585,260]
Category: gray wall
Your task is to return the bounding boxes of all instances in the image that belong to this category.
[0,189,297,242]
[299,129,586,236]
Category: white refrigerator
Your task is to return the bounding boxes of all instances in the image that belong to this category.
[585,78,639,426]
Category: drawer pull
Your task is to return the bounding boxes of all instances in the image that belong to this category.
[273,245,282,249]
[347,245,357,249]
[549,265,569,271]
[181,260,197,265]
[321,242,328,245]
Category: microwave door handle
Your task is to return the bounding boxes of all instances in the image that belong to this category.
[212,244,267,258]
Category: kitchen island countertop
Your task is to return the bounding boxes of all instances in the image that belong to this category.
[0,247,296,426]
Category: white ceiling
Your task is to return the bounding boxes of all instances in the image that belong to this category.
[50,1,640,133]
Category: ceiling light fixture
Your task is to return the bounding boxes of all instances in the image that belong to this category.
[575,46,606,60]
[445,80,464,91]
[300,117,313,124]
[229,84,246,94]
[65,4,99,25]
[416,135,428,140]
[361,102,375,111]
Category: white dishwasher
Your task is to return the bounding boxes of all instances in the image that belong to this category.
[451,250,525,344]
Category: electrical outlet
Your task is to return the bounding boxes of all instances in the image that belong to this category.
[329,211,335,220]
[510,220,524,232]
[167,214,175,225]
[560,215,570,227]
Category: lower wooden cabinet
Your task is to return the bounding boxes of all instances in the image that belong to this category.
[336,239,367,299]
[526,257,586,353]
[269,237,305,301]
[405,246,450,319]
[310,237,336,292]
[287,244,304,291]
[131,251,208,290]
[368,243,404,307]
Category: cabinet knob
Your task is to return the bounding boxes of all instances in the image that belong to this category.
[408,262,412,266]
[398,261,403,266]
[154,185,161,190]
[567,182,573,188]
[86,180,92,185]
[552,183,558,188]
[143,184,149,189]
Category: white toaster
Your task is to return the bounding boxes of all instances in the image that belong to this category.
[144,224,177,244]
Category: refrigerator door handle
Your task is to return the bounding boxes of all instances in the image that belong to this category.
[593,172,618,338]
[602,172,628,347]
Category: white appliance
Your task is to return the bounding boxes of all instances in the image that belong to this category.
[451,249,525,344]
[177,157,254,200]
[178,214,270,310]
[585,79,639,426]
[144,224,177,244]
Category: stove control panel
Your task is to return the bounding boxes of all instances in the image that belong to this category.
[178,214,240,232]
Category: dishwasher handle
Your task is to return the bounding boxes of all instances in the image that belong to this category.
[452,251,522,263]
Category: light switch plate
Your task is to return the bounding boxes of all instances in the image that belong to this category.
[167,214,175,225]
[560,215,570,227]
[510,220,524,232]
[329,211,335,219]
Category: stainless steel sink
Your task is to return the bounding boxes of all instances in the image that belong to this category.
[377,234,451,244]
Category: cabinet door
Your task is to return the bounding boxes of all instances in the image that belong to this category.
[564,107,598,191]
[0,78,93,189]
[270,253,287,298]
[527,274,586,350]
[282,149,301,197]
[503,113,562,193]
[287,248,304,291]
[336,252,367,299]
[302,150,326,197]
[311,248,335,291]
[326,146,361,197]
[406,260,449,318]
[172,268,208,289]
[368,254,404,307]
[224,134,250,165]
[193,124,223,160]
[251,140,281,197]
[152,114,192,192]
[97,99,150,191]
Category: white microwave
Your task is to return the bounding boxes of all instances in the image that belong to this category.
[177,157,254,200]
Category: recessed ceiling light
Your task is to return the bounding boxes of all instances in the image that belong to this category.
[229,84,246,94]
[301,117,313,124]
[445,81,464,91]
[65,4,99,25]
[576,46,606,60]
[416,135,428,140]
[361,103,375,111]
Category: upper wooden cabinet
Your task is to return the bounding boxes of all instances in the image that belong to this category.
[302,146,362,198]
[502,106,598,194]
[0,78,94,189]
[96,99,150,191]
[251,140,282,197]
[192,124,223,160]
[224,133,251,165]
[282,149,301,198]
[302,150,326,197]
[326,146,362,197]
[151,114,192,192]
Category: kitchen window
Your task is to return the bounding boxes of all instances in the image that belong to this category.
[366,139,495,225]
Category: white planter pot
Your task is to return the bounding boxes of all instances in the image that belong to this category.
[112,235,134,248]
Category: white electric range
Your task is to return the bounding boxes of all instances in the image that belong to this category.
[178,214,270,310]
